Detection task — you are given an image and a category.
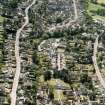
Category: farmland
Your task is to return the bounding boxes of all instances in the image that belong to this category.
[97,0,105,4]
[88,1,105,20]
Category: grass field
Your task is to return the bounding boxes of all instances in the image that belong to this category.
[54,89,66,100]
[88,2,105,11]
[39,75,70,100]
[0,16,4,22]
[39,76,70,87]
[93,15,105,20]
[88,2,105,20]
[97,0,105,4]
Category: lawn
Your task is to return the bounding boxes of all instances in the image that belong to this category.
[47,79,70,88]
[88,2,105,11]
[88,2,105,20]
[93,15,105,20]
[54,89,66,100]
[0,16,4,22]
[39,75,70,88]
[39,75,70,100]
[97,0,105,4]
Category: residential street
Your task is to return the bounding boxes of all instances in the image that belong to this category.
[10,0,36,105]
[92,36,105,89]
[1,0,105,104]
[47,0,78,32]
[73,0,78,19]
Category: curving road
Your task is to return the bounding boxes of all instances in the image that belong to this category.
[56,79,63,105]
[10,0,36,105]
[92,36,105,90]
[47,0,78,32]
[73,0,78,19]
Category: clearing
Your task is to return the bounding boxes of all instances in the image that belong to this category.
[88,2,105,20]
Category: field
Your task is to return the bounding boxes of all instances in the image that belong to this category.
[39,75,70,87]
[0,16,4,22]
[92,15,105,20]
[88,2,105,11]
[97,0,105,4]
[39,75,70,100]
[88,2,105,20]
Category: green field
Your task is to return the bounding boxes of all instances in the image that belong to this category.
[97,0,105,4]
[0,16,4,22]
[92,15,105,20]
[39,75,70,88]
[88,2,105,11]
[88,2,105,20]
[39,75,70,100]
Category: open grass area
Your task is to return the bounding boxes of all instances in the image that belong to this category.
[39,75,70,100]
[48,79,70,88]
[93,15,105,20]
[88,2,105,11]
[39,75,70,88]
[97,0,105,4]
[0,16,4,22]
[88,2,105,20]
[54,89,66,100]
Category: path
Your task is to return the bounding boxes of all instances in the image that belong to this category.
[73,0,78,19]
[56,79,63,105]
[92,36,105,90]
[54,0,78,103]
[10,0,36,105]
[47,0,78,32]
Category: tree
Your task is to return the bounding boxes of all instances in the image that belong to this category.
[32,51,39,64]
[42,33,49,39]
[80,73,89,83]
[48,92,54,100]
[56,17,62,23]
[44,71,52,81]
[53,69,72,84]
[53,70,59,78]
[91,0,97,4]
[89,92,96,101]
[80,73,93,90]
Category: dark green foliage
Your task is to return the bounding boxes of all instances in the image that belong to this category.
[53,70,59,79]
[80,73,90,83]
[90,9,105,16]
[44,71,52,81]
[32,51,39,64]
[97,9,105,16]
[48,92,54,100]
[53,69,72,84]
[56,17,62,23]
[89,92,96,101]
[80,73,93,90]
[91,0,97,4]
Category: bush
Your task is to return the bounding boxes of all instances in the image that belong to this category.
[80,73,93,90]
[44,71,52,81]
[56,17,62,23]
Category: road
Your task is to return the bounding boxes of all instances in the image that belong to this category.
[47,0,78,32]
[38,40,46,51]
[73,0,78,19]
[50,0,78,104]
[87,96,92,105]
[57,52,61,71]
[92,36,105,90]
[10,0,36,105]
[56,79,63,105]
